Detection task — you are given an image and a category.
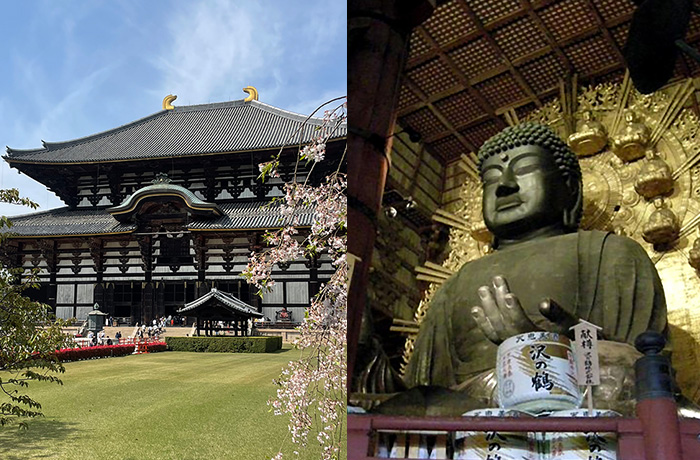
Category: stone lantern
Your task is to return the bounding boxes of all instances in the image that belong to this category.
[87,303,109,336]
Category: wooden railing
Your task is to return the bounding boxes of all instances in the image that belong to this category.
[349,398,700,459]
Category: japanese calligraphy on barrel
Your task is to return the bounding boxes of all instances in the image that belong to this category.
[496,332,582,413]
[544,409,619,459]
[454,409,537,460]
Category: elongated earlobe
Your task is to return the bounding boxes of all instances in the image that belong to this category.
[563,178,583,230]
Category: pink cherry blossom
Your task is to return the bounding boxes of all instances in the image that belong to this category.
[243,98,346,460]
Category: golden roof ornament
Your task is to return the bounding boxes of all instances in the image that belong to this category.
[567,111,608,156]
[634,150,674,199]
[243,86,259,102]
[162,94,177,110]
[611,109,650,162]
[642,198,679,245]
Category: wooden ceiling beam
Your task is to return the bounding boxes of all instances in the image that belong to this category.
[518,0,574,75]
[400,77,479,153]
[414,26,506,125]
[459,0,543,111]
[397,84,466,117]
[584,0,627,65]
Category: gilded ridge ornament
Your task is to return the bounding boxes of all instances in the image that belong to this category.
[243,86,259,102]
[568,111,607,156]
[162,94,177,110]
[611,109,650,162]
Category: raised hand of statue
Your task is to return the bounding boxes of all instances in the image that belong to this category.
[470,275,577,344]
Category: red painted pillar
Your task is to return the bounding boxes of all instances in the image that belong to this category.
[634,331,683,460]
[347,0,435,396]
[636,398,682,459]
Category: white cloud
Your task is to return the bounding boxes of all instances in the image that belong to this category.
[153,0,280,104]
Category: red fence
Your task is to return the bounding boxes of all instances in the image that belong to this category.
[349,398,700,459]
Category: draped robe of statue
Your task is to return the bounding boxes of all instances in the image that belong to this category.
[405,230,668,390]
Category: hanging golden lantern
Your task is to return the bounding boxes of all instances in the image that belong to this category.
[634,151,674,199]
[568,111,608,157]
[611,109,650,162]
[642,198,679,245]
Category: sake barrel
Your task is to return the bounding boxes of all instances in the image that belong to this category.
[454,408,537,460]
[497,331,582,413]
[544,409,620,460]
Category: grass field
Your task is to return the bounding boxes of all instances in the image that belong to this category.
[0,347,327,459]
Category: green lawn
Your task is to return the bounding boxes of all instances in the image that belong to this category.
[0,347,326,459]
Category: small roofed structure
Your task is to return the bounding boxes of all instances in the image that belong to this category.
[177,288,264,337]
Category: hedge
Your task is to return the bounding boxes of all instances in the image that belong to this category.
[165,336,282,353]
[53,342,168,362]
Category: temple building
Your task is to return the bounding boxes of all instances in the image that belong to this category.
[1,92,345,325]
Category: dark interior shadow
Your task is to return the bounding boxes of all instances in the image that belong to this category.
[0,418,80,459]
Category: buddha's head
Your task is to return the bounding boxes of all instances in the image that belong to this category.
[477,123,583,245]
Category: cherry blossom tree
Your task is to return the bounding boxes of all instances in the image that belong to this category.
[243,97,347,459]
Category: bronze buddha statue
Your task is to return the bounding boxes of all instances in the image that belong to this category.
[378,123,668,416]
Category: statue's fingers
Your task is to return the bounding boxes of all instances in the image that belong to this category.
[503,293,537,335]
[478,285,506,335]
[539,298,578,331]
[470,306,500,343]
[492,275,511,310]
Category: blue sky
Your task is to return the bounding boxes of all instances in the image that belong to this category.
[0,0,346,215]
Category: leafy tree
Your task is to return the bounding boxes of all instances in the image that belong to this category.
[244,98,347,459]
[0,190,69,428]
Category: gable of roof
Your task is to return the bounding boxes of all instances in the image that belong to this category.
[5,99,346,164]
[108,174,223,223]
[178,288,264,318]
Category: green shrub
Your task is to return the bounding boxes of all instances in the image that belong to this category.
[165,336,282,353]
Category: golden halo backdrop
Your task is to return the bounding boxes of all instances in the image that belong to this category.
[405,74,700,403]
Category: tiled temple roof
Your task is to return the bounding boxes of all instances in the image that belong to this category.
[5,99,346,164]
[178,288,263,317]
[5,200,312,237]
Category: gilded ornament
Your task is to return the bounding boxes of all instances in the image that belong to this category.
[243,86,259,102]
[688,237,700,270]
[568,111,608,156]
[162,94,177,110]
[642,198,679,245]
[469,220,492,243]
[611,110,650,162]
[634,151,674,199]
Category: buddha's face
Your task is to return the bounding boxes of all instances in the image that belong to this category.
[481,144,570,240]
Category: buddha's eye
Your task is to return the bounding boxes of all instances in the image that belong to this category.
[512,164,541,176]
[482,169,501,184]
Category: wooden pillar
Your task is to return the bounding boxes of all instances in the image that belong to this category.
[141,282,154,326]
[39,240,58,310]
[634,332,683,460]
[93,283,106,311]
[347,0,435,393]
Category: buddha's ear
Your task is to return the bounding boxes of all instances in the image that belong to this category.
[563,176,583,230]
